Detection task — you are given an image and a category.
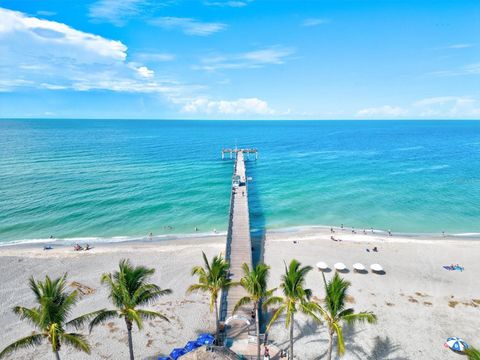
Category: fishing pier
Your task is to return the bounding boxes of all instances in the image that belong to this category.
[221,148,257,341]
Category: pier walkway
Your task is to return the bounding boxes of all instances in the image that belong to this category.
[221,150,254,341]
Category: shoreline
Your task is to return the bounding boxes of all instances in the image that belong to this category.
[1,224,480,249]
[1,225,480,257]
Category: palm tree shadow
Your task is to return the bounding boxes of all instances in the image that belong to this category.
[367,335,410,360]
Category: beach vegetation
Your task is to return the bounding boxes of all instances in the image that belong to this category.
[266,259,321,360]
[233,263,277,360]
[317,272,377,360]
[187,251,234,344]
[466,347,480,360]
[77,259,171,360]
[0,274,91,360]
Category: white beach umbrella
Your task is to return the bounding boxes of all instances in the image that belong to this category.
[446,337,469,352]
[316,261,329,271]
[334,262,346,271]
[370,263,384,273]
[353,263,366,272]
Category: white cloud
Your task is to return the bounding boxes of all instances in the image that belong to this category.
[414,96,480,117]
[0,7,194,99]
[136,66,155,78]
[428,62,480,77]
[182,97,276,115]
[302,18,330,27]
[357,105,407,117]
[0,8,127,60]
[355,97,480,119]
[135,52,176,62]
[446,43,474,49]
[204,1,250,7]
[196,46,295,71]
[89,0,143,26]
[150,17,227,36]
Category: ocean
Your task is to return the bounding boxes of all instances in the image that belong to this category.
[0,119,479,245]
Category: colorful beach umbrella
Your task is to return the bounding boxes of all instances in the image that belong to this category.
[158,357,170,360]
[169,348,187,360]
[446,337,469,352]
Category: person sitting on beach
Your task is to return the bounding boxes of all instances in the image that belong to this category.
[85,244,91,251]
[373,246,378,252]
[330,227,334,233]
[43,245,53,251]
[363,229,367,235]
[388,229,392,236]
[331,236,337,242]
[74,244,83,251]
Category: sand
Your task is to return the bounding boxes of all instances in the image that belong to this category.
[0,228,479,359]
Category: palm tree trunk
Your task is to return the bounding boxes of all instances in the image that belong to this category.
[214,297,220,345]
[125,319,135,360]
[289,313,294,360]
[54,351,61,360]
[326,328,334,360]
[256,302,260,360]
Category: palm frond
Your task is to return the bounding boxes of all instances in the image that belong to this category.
[333,322,345,356]
[342,311,377,325]
[0,334,43,359]
[61,333,91,354]
[266,305,286,331]
[136,309,169,322]
[67,309,108,330]
[89,309,119,333]
[233,296,253,314]
[125,308,143,330]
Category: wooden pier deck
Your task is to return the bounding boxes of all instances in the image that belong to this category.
[221,150,254,340]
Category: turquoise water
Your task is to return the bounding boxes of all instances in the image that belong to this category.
[0,119,479,244]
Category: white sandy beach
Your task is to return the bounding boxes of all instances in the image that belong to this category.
[0,228,479,360]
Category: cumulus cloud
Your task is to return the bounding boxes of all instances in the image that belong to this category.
[357,105,407,117]
[150,17,227,36]
[196,46,295,71]
[182,97,276,115]
[0,7,192,98]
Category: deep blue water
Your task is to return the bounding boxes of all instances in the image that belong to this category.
[0,119,479,244]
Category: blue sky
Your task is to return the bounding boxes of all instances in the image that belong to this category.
[0,0,479,119]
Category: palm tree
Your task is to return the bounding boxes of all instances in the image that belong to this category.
[81,259,171,360]
[466,347,480,360]
[0,274,91,360]
[233,263,277,360]
[266,259,320,360]
[317,272,377,360]
[187,251,233,343]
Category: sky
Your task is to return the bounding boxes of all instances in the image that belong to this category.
[0,0,479,119]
